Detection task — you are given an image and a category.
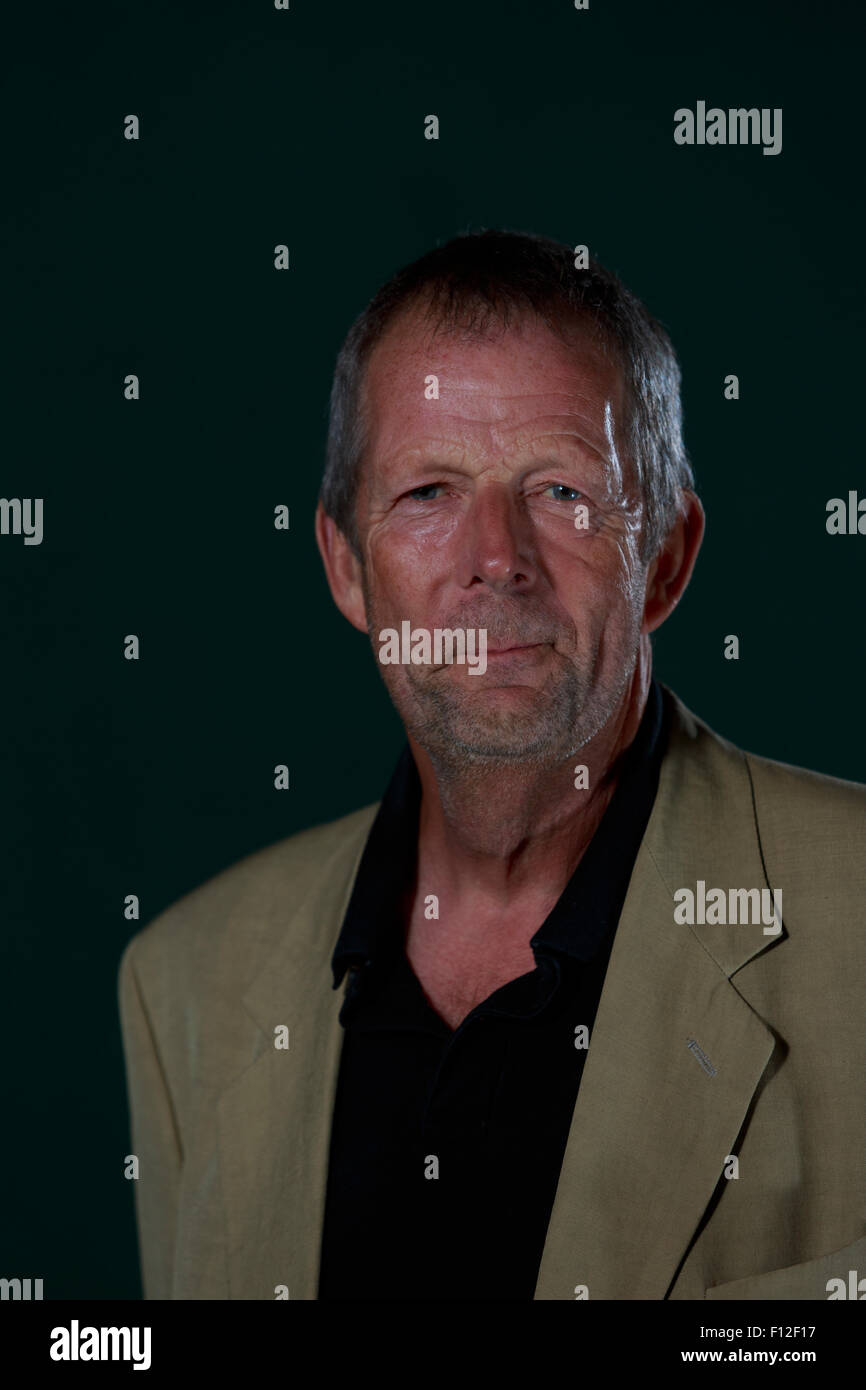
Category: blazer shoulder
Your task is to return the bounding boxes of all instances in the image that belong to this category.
[660,687,866,882]
[119,800,380,993]
[664,685,866,830]
[743,745,866,840]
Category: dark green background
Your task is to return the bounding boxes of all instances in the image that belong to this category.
[1,0,862,1298]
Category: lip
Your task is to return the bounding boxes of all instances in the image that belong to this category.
[485,643,544,657]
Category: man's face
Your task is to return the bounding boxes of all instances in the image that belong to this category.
[353,305,651,767]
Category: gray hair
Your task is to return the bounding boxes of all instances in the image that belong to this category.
[320,228,694,564]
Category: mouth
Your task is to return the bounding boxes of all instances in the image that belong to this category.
[484,643,546,659]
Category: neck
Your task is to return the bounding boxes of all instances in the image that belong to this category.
[406,648,653,920]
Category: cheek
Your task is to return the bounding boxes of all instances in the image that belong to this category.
[557,551,645,653]
[364,538,431,620]
[367,511,464,594]
[559,537,639,608]
[377,509,465,566]
[597,533,644,612]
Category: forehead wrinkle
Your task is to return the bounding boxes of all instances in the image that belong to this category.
[493,419,612,460]
[374,418,617,480]
[388,381,611,419]
[375,390,614,444]
[603,400,624,493]
[378,436,471,474]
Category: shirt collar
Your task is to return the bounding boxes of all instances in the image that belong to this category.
[330,744,420,986]
[331,679,669,988]
[530,676,666,962]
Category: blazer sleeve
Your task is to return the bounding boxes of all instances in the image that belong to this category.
[118,938,183,1300]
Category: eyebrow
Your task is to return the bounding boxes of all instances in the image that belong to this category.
[380,449,608,483]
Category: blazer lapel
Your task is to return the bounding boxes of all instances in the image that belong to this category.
[533,693,785,1299]
[215,816,372,1300]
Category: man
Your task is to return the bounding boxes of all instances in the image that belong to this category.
[119,230,866,1301]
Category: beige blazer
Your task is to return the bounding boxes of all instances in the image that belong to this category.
[118,687,866,1300]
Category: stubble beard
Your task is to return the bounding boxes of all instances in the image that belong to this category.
[367,609,638,781]
[360,553,642,787]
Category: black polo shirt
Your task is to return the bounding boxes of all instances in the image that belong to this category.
[317,679,670,1301]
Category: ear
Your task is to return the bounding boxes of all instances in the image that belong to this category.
[642,489,705,635]
[314,501,369,634]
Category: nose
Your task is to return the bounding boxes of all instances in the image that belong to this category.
[455,482,538,592]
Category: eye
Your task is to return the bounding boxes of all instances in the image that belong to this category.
[405,483,444,501]
[542,484,583,502]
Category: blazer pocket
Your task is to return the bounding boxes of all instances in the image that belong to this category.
[705,1234,866,1300]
